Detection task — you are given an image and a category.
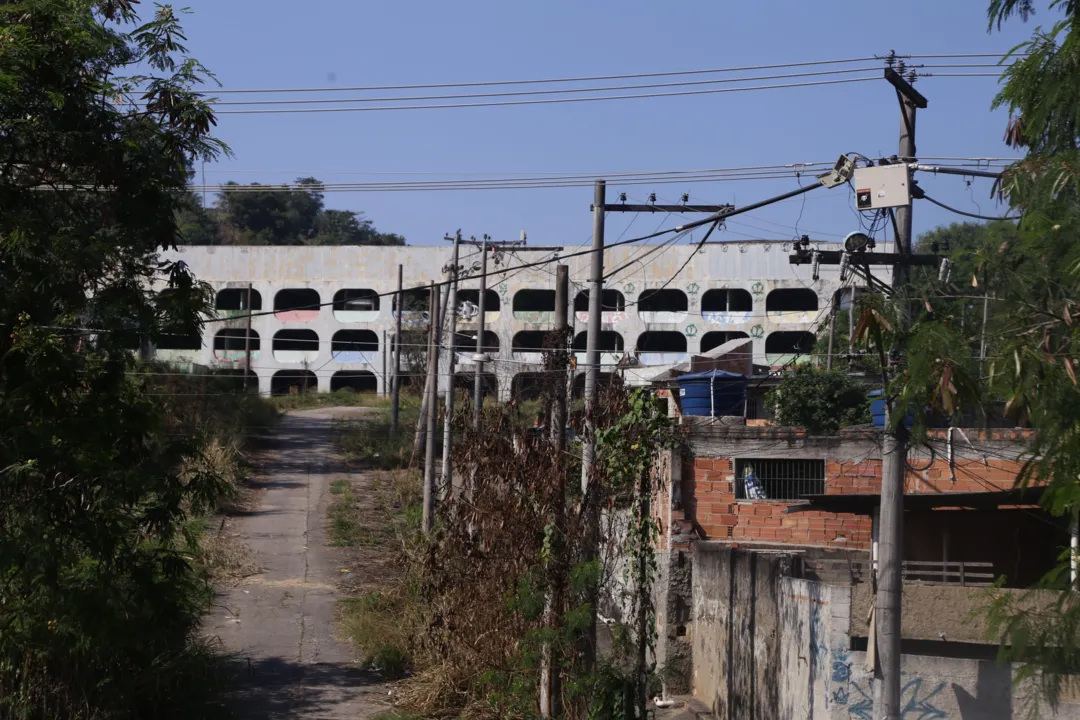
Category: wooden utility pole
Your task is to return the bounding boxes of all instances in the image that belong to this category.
[441,232,461,498]
[877,66,925,720]
[414,280,451,464]
[423,282,440,533]
[472,237,489,428]
[244,283,253,390]
[540,264,570,719]
[580,179,606,669]
[390,264,403,434]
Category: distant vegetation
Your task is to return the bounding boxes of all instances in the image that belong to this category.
[177,177,406,246]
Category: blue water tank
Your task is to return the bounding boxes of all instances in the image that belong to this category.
[867,389,914,428]
[677,370,748,417]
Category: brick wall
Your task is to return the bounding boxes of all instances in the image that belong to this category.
[687,456,872,549]
[679,429,1029,551]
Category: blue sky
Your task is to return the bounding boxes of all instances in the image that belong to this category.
[175,1,1037,248]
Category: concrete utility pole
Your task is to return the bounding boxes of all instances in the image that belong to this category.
[244,283,253,389]
[580,179,606,669]
[472,237,489,428]
[877,67,925,720]
[390,264,403,434]
[440,232,461,499]
[826,289,838,371]
[423,282,440,533]
[415,280,452,466]
[540,264,570,719]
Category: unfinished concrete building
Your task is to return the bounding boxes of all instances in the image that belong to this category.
[157,242,846,396]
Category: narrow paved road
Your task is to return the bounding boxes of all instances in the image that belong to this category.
[209,407,386,719]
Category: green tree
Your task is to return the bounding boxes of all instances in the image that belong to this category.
[0,1,231,715]
[769,364,872,434]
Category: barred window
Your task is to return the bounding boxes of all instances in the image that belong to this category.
[735,459,825,501]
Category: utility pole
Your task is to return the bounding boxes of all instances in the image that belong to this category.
[826,289,838,371]
[580,179,606,669]
[244,283,253,390]
[441,232,461,499]
[877,66,926,720]
[390,265,403,434]
[415,280,451,466]
[540,264,570,719]
[473,237,489,428]
[423,282,440,533]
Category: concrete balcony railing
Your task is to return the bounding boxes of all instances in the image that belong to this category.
[333,309,380,323]
[331,350,378,364]
[701,310,753,326]
[639,310,688,325]
[273,349,319,364]
[766,310,817,325]
[575,310,626,325]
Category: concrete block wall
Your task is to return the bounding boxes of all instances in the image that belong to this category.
[157,242,847,396]
[690,544,1080,719]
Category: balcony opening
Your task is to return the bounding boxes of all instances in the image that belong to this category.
[513,331,548,352]
[766,288,818,312]
[701,288,752,312]
[457,288,501,314]
[271,370,316,396]
[512,372,547,402]
[636,331,687,353]
[156,332,202,351]
[638,289,688,314]
[572,372,614,398]
[274,329,319,352]
[331,370,378,393]
[574,289,625,312]
[734,459,825,501]
[453,330,500,355]
[274,288,321,313]
[216,287,263,311]
[572,331,624,352]
[513,289,555,313]
[332,329,378,353]
[765,331,815,355]
[700,331,750,353]
[214,328,260,352]
[392,288,430,313]
[333,289,379,317]
[455,372,497,397]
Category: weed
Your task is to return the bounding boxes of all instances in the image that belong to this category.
[270,388,391,413]
[327,478,374,547]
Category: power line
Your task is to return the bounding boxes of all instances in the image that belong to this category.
[206,67,892,107]
[212,76,881,114]
[920,193,1020,221]
[205,56,890,94]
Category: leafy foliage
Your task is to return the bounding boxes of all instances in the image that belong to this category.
[768,364,871,434]
[0,1,244,715]
[176,178,407,246]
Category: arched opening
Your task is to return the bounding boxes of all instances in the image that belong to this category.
[572,372,614,398]
[572,331,624,352]
[273,329,320,363]
[331,370,378,393]
[701,288,753,313]
[700,331,750,353]
[274,288,321,321]
[574,289,625,312]
[513,289,556,320]
[453,330,500,356]
[636,331,688,365]
[457,288,501,316]
[216,287,263,312]
[766,288,818,312]
[392,287,430,312]
[765,331,816,360]
[333,289,380,321]
[213,329,260,364]
[512,331,548,352]
[271,370,317,396]
[638,289,688,323]
[332,330,378,362]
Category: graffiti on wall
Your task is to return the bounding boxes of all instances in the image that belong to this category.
[847,676,948,719]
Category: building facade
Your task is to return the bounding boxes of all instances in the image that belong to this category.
[159,241,845,397]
